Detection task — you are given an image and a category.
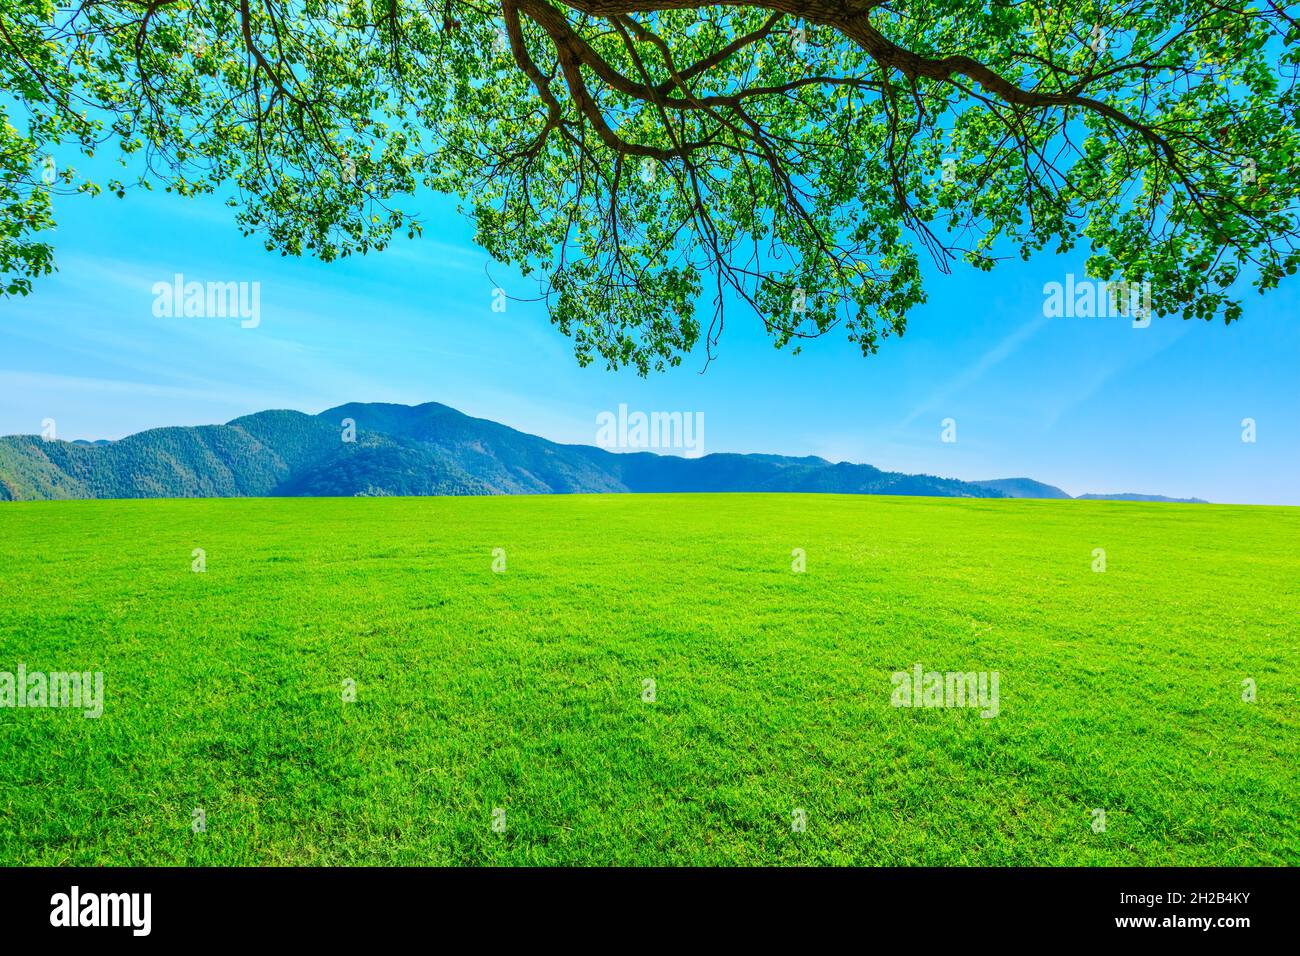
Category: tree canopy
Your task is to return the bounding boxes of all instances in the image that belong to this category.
[3,0,1298,372]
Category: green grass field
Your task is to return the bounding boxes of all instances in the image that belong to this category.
[0,494,1295,865]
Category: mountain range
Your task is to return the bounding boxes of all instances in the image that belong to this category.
[0,402,1207,503]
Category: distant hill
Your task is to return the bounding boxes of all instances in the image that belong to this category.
[1077,492,1209,504]
[0,402,1205,502]
[970,478,1072,499]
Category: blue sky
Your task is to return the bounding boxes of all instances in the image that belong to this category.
[3,182,1297,504]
